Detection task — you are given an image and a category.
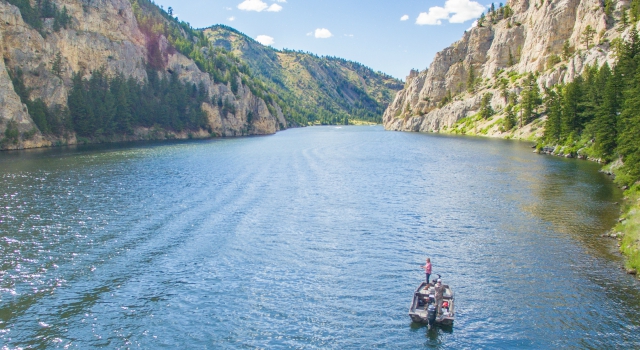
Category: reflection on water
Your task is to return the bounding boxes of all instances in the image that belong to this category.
[0,127,638,348]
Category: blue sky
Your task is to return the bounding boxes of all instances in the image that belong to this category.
[152,0,490,80]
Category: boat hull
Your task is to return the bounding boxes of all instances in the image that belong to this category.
[409,281,455,326]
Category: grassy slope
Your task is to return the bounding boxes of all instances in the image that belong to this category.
[617,186,640,273]
[202,25,403,124]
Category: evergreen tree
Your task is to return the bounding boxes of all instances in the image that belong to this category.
[593,64,618,160]
[508,48,515,67]
[467,64,476,93]
[561,76,583,139]
[479,93,494,119]
[543,87,562,143]
[617,60,640,184]
[504,104,516,131]
[581,25,596,49]
[520,73,541,124]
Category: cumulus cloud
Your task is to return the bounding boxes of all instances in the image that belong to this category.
[238,0,284,12]
[447,0,485,22]
[256,35,275,46]
[238,0,268,12]
[416,6,449,25]
[228,16,235,21]
[416,0,484,25]
[400,14,409,21]
[314,28,333,39]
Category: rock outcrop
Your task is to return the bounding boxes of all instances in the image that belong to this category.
[0,0,284,150]
[384,0,634,137]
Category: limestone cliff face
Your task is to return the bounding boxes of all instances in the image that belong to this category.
[0,0,283,150]
[384,0,632,135]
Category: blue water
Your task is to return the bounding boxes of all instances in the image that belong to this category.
[0,126,638,348]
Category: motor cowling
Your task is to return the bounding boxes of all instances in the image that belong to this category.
[427,304,437,327]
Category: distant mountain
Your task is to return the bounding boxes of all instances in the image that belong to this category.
[204,25,403,125]
[0,0,401,151]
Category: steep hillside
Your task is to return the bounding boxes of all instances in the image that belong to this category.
[0,0,293,150]
[0,0,400,151]
[384,0,640,273]
[204,25,403,125]
[384,0,630,137]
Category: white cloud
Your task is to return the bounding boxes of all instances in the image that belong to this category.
[400,14,409,21]
[314,28,332,39]
[467,19,477,31]
[224,7,232,10]
[256,35,275,46]
[228,16,235,21]
[238,0,268,12]
[416,6,449,25]
[275,0,287,2]
[306,32,313,36]
[344,34,354,37]
[447,0,485,23]
[267,3,282,12]
[416,0,484,25]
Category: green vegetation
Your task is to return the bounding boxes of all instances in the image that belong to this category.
[6,0,71,37]
[479,93,494,119]
[617,186,640,272]
[1,120,20,146]
[68,68,209,138]
[9,65,208,140]
[203,25,402,125]
[535,29,640,270]
[540,28,640,187]
[7,68,71,137]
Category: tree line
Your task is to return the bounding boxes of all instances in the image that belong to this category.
[9,67,210,140]
[7,0,71,36]
[541,28,640,186]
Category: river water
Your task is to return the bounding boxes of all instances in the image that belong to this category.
[0,126,639,348]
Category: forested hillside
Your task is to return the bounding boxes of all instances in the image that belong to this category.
[384,0,640,272]
[539,29,640,186]
[204,25,403,125]
[0,0,400,150]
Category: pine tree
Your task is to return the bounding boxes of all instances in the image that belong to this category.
[581,25,596,49]
[479,93,494,119]
[508,48,515,66]
[544,87,562,143]
[562,40,572,60]
[520,73,541,124]
[593,64,618,160]
[467,64,476,93]
[504,104,516,131]
[51,52,63,77]
[617,58,640,184]
[561,77,583,139]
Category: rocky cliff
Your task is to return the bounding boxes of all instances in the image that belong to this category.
[0,0,286,150]
[384,0,636,137]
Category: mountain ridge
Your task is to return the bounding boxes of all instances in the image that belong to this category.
[0,0,401,150]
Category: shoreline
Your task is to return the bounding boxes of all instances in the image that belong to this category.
[386,120,639,278]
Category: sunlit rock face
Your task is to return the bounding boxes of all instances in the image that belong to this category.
[384,0,628,136]
[0,0,283,150]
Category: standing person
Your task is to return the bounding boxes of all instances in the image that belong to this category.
[421,258,432,284]
[434,279,444,317]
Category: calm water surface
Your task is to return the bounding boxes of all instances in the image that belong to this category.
[0,126,639,348]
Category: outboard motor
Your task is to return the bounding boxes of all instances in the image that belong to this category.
[427,304,437,328]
